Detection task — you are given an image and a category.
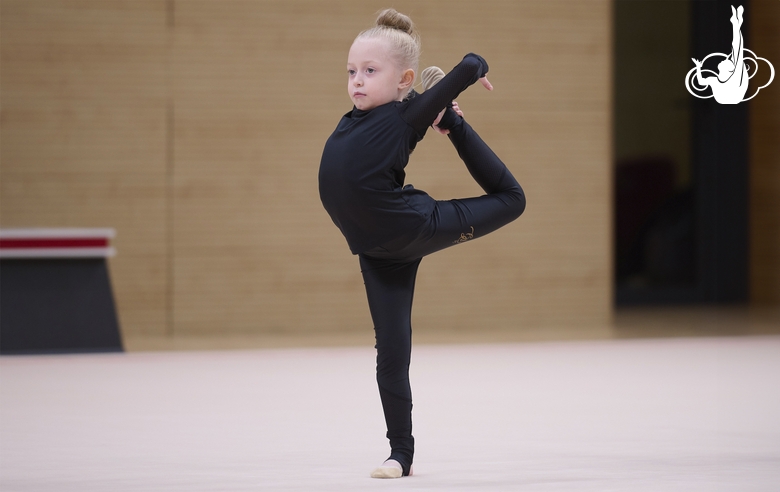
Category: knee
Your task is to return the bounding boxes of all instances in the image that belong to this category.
[507,184,526,221]
[376,348,411,373]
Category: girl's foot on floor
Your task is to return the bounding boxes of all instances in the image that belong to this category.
[370,459,413,478]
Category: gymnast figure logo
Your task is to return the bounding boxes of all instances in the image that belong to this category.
[685,5,774,104]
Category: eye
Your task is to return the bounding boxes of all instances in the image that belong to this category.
[347,69,356,76]
[366,67,376,74]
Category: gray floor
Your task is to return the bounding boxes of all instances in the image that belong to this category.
[2,336,780,491]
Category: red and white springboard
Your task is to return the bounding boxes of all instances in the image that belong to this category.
[0,228,116,259]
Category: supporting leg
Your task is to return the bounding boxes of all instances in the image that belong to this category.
[359,255,420,477]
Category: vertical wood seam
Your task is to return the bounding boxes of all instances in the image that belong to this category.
[166,0,175,337]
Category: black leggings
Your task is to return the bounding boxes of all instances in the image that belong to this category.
[358,119,525,475]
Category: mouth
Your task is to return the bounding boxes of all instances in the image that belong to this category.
[353,92,366,98]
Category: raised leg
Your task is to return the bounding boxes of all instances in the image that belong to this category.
[730,6,744,63]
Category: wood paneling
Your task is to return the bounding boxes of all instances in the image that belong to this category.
[749,0,780,304]
[168,0,612,335]
[0,0,169,336]
[2,0,614,341]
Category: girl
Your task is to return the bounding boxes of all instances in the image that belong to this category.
[318,8,526,478]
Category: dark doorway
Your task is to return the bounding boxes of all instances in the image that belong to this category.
[613,0,749,305]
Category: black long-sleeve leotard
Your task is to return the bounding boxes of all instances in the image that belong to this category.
[318,53,489,254]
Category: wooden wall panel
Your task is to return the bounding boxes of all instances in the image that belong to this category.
[749,0,780,304]
[170,0,612,336]
[0,0,169,335]
[2,0,613,342]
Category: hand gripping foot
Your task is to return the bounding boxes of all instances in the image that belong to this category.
[421,66,461,131]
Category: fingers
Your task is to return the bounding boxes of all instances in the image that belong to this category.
[432,108,444,127]
[433,120,449,135]
[480,76,493,91]
[432,108,450,135]
[451,101,463,117]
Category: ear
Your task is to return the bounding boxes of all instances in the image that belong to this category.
[399,69,415,90]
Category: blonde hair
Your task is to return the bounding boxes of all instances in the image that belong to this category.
[356,9,421,93]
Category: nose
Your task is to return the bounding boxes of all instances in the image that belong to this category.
[353,73,363,87]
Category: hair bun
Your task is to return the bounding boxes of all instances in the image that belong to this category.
[375,8,415,36]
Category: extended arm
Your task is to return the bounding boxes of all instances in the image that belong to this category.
[402,53,489,135]
[692,58,710,87]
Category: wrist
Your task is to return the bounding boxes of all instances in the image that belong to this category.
[436,107,462,131]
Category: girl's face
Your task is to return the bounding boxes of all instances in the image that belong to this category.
[347,37,413,111]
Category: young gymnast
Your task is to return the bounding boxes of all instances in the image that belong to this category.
[318,8,526,478]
